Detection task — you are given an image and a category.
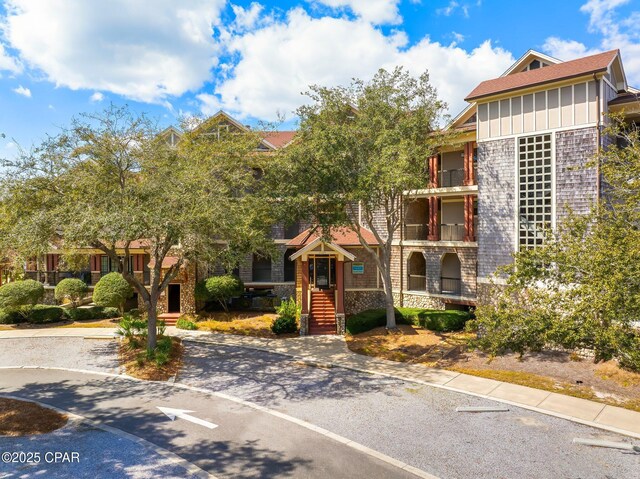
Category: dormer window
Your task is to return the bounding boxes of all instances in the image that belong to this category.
[521,59,550,72]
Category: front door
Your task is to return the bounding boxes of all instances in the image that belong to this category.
[167,284,181,313]
[309,256,336,290]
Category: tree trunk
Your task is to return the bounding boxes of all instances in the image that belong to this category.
[146,298,157,351]
[381,265,397,329]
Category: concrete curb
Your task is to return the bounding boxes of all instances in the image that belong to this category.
[177,335,640,441]
[0,366,440,479]
[0,393,214,479]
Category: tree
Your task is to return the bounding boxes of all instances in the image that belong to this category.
[471,115,640,371]
[93,273,133,313]
[54,278,89,308]
[0,106,272,349]
[195,275,244,312]
[274,68,452,328]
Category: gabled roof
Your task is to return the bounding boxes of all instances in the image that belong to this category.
[465,50,621,102]
[260,131,296,149]
[287,226,379,247]
[288,237,356,262]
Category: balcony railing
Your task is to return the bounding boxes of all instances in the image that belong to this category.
[408,274,426,292]
[439,169,465,187]
[404,224,429,241]
[441,277,461,295]
[440,224,465,241]
[25,270,91,286]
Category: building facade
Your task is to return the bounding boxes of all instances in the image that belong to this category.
[18,49,640,333]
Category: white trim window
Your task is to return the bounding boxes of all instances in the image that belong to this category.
[518,134,553,249]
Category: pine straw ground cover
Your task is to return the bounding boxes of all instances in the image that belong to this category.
[346,324,640,413]
[0,318,119,330]
[190,311,298,338]
[119,336,183,381]
[0,398,68,436]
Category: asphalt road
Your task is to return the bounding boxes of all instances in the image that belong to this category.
[0,337,639,479]
[0,367,418,479]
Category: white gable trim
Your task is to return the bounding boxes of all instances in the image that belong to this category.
[289,238,356,261]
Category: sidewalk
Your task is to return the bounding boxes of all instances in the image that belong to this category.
[1,326,639,439]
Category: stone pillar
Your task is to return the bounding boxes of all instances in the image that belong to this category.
[464,195,476,242]
[301,259,309,315]
[427,197,440,241]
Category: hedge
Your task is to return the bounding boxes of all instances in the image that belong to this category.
[93,273,133,312]
[0,309,26,324]
[54,278,88,306]
[0,280,44,310]
[29,305,65,324]
[66,306,120,322]
[346,307,470,335]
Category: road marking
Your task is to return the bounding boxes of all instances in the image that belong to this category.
[456,406,510,413]
[573,438,640,452]
[158,407,218,429]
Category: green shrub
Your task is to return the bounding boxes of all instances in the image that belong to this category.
[127,308,141,318]
[66,308,94,321]
[0,308,26,324]
[91,306,120,319]
[616,330,640,372]
[176,317,198,330]
[93,273,133,313]
[0,280,44,313]
[276,297,298,320]
[345,308,408,335]
[54,278,88,307]
[28,305,65,324]
[404,309,470,332]
[195,275,244,311]
[271,315,297,334]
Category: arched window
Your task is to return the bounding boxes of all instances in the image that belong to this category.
[441,253,461,295]
[407,252,426,292]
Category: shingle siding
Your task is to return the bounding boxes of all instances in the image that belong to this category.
[555,127,599,222]
[477,138,516,279]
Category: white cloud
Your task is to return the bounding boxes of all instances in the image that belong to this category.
[231,2,264,31]
[204,8,513,121]
[2,0,226,103]
[543,0,640,86]
[0,43,22,74]
[312,0,403,25]
[90,92,104,102]
[13,85,30,97]
[436,1,470,18]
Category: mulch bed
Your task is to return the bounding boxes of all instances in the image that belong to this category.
[118,336,183,381]
[0,398,68,436]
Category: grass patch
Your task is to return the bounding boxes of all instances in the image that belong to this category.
[119,336,183,381]
[595,361,640,388]
[448,367,640,413]
[0,397,68,436]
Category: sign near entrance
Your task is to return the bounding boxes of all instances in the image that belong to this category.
[352,262,364,275]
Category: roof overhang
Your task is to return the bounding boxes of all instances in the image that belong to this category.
[289,237,356,262]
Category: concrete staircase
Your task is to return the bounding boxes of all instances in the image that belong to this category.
[309,290,336,335]
[158,313,180,326]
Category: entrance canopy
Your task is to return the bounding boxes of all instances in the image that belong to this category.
[287,226,378,262]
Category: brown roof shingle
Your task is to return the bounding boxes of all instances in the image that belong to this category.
[260,131,296,149]
[465,50,619,102]
[287,226,379,247]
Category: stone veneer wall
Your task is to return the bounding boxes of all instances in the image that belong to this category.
[555,127,598,222]
[344,290,386,315]
[393,292,445,309]
[477,138,516,279]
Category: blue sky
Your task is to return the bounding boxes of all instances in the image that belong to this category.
[1,0,639,156]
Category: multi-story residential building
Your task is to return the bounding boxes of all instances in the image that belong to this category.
[17,49,639,334]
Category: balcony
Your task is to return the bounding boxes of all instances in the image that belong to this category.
[404,224,429,241]
[440,224,465,241]
[439,168,465,187]
[441,276,461,295]
[25,270,91,286]
[408,274,426,292]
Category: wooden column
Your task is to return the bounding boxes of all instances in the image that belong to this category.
[427,197,440,241]
[301,259,309,314]
[429,154,440,188]
[464,195,476,242]
[463,142,476,186]
[335,259,344,314]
